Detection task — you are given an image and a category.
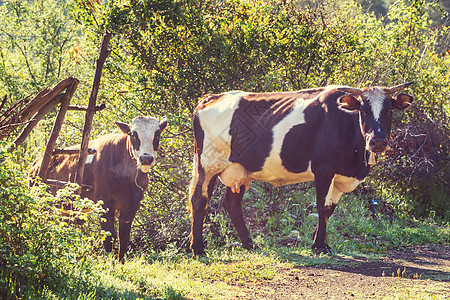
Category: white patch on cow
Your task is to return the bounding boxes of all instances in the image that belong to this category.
[271,98,316,156]
[129,116,161,170]
[325,177,341,207]
[199,91,248,151]
[334,174,362,193]
[365,88,386,121]
[85,154,95,164]
[250,98,317,185]
[140,166,151,173]
[325,174,362,206]
[198,91,248,178]
[194,91,250,197]
[252,162,314,187]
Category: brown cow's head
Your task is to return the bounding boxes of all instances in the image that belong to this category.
[337,82,414,153]
[116,116,168,173]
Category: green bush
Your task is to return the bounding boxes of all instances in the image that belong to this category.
[0,143,106,299]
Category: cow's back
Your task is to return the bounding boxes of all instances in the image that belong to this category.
[28,133,128,198]
[29,153,82,194]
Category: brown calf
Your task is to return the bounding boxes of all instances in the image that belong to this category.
[29,116,167,260]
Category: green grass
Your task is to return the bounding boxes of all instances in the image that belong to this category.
[36,240,449,300]
[37,250,289,299]
[36,191,450,299]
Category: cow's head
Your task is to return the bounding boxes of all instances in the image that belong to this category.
[337,82,414,153]
[115,116,168,173]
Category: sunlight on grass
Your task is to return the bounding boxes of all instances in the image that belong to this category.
[388,278,450,300]
[74,250,290,299]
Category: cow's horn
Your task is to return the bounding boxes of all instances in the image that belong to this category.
[336,87,363,95]
[386,81,414,94]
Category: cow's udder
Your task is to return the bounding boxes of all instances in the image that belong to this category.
[219,163,252,194]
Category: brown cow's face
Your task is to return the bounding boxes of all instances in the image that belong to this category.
[338,87,413,153]
[116,116,168,173]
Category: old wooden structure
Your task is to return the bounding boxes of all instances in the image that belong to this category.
[1,32,112,192]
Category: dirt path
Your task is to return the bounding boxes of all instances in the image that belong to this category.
[236,245,450,299]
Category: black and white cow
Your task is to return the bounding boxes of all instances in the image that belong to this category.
[188,83,414,256]
[29,116,168,261]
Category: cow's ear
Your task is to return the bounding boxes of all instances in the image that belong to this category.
[393,93,413,110]
[115,121,131,134]
[338,94,361,111]
[159,117,168,131]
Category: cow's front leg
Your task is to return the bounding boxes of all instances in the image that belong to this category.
[222,186,256,250]
[189,172,218,257]
[117,190,142,261]
[118,220,133,262]
[312,175,341,255]
[100,207,117,254]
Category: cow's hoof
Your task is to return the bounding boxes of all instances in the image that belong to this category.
[312,244,334,255]
[192,249,207,258]
[243,242,259,251]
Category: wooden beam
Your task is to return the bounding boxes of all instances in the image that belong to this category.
[44,179,92,191]
[37,79,79,180]
[19,76,76,123]
[1,77,77,140]
[68,103,106,112]
[52,148,96,155]
[0,94,7,112]
[74,32,112,193]
[7,94,64,153]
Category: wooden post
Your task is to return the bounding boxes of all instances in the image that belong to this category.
[37,79,79,180]
[74,32,112,192]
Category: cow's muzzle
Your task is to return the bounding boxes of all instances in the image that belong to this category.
[368,137,389,153]
[139,154,155,173]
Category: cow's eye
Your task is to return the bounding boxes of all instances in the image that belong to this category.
[130,131,140,150]
[153,130,161,151]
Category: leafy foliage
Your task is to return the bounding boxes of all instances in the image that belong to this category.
[0,142,106,299]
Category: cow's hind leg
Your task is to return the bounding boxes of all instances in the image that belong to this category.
[222,186,256,250]
[189,172,218,256]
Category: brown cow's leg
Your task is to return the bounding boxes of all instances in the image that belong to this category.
[117,197,141,262]
[222,186,256,250]
[189,172,218,257]
[312,174,334,254]
[101,208,116,254]
[118,220,132,262]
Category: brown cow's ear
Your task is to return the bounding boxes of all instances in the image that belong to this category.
[159,117,168,131]
[338,94,361,111]
[393,93,413,110]
[115,121,131,134]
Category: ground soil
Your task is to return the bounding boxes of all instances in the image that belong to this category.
[234,244,450,299]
